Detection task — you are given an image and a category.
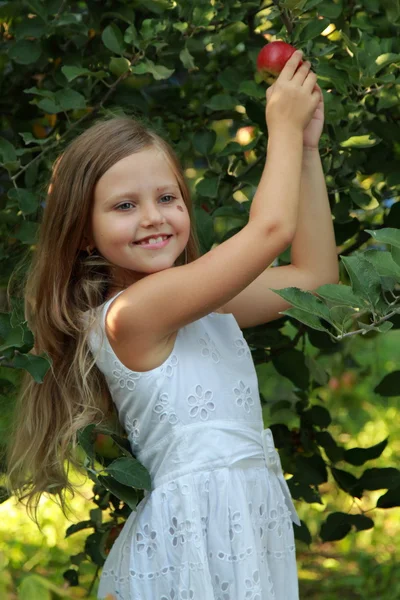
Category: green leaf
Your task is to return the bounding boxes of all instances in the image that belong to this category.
[179,46,196,70]
[317,0,343,18]
[315,283,365,308]
[23,86,55,99]
[105,456,152,490]
[349,514,374,532]
[61,66,91,81]
[363,249,400,280]
[218,67,241,92]
[315,431,344,463]
[280,307,331,332]
[295,454,328,485]
[204,94,238,111]
[328,305,355,329]
[19,132,51,146]
[349,189,372,208]
[77,424,96,459]
[288,478,323,504]
[365,228,400,249]
[340,134,381,148]
[85,532,106,566]
[294,520,312,545]
[272,349,309,390]
[270,287,331,321]
[132,59,174,80]
[14,18,46,39]
[101,23,125,55]
[331,467,361,496]
[109,57,131,76]
[196,176,220,198]
[340,254,382,308]
[97,474,140,510]
[238,80,265,99]
[193,130,217,155]
[320,512,351,542]
[358,467,400,490]
[343,438,388,466]
[306,405,332,428]
[305,356,329,386]
[298,18,330,41]
[194,206,215,254]
[14,220,39,244]
[374,371,400,397]
[12,352,50,382]
[9,39,42,64]
[0,137,17,163]
[7,188,39,215]
[55,88,86,111]
[377,485,400,509]
[124,24,141,48]
[36,98,60,113]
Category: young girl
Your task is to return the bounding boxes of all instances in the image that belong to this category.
[6,50,336,599]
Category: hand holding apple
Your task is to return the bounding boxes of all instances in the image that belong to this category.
[264,50,320,135]
[258,41,323,148]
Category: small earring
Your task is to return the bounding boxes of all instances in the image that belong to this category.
[86,245,94,256]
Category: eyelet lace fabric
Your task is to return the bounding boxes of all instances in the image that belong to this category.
[85,292,300,599]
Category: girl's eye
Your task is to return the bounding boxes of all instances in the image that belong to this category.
[116,196,175,211]
[117,202,134,211]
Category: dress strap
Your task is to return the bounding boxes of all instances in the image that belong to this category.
[261,428,301,526]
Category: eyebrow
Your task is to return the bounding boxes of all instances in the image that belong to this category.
[105,184,181,204]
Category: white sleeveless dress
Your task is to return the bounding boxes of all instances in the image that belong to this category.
[86,290,301,600]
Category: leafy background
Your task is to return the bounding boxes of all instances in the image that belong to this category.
[0,0,399,597]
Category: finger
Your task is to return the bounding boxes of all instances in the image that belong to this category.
[278,50,304,80]
[302,69,317,93]
[310,88,322,111]
[292,60,312,86]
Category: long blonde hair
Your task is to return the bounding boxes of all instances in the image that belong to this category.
[5,117,200,526]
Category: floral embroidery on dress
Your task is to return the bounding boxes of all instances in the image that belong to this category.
[213,573,231,600]
[111,360,141,390]
[125,417,140,446]
[164,354,179,378]
[198,333,220,364]
[234,338,251,359]
[136,524,158,559]
[153,392,178,424]
[228,507,243,541]
[233,380,254,413]
[168,514,201,548]
[244,570,262,600]
[187,385,215,420]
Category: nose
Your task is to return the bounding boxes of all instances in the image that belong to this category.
[139,202,166,227]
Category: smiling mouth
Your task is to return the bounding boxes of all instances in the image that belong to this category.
[133,235,173,249]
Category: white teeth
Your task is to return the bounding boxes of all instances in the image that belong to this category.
[138,235,169,245]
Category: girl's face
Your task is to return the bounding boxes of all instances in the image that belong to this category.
[90,147,191,287]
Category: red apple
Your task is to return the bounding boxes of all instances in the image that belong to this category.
[257,41,302,79]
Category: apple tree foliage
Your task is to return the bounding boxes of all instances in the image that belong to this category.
[0,0,400,589]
